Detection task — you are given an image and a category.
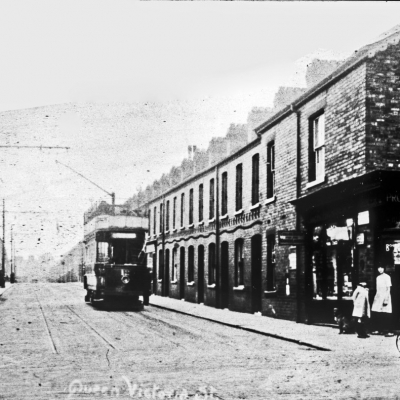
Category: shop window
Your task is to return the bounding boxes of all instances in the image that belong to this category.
[309,112,325,182]
[180,193,185,227]
[236,164,243,211]
[209,179,215,220]
[208,243,216,284]
[188,246,195,282]
[252,154,260,205]
[312,219,354,300]
[266,234,276,291]
[172,248,177,281]
[199,184,204,222]
[189,189,194,225]
[235,239,244,286]
[267,142,275,199]
[166,200,170,232]
[221,172,228,216]
[173,197,177,230]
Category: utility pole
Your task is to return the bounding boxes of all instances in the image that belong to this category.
[55,160,115,214]
[1,199,5,288]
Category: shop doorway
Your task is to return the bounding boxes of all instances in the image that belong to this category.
[251,235,262,313]
[221,242,229,309]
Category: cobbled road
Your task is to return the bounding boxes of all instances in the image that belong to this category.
[0,283,400,400]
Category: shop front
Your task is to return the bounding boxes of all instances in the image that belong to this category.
[292,171,400,325]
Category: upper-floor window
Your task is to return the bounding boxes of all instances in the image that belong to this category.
[199,184,204,222]
[166,200,170,232]
[209,178,215,220]
[181,193,185,227]
[159,203,163,234]
[153,206,157,235]
[148,209,151,235]
[252,154,259,205]
[267,142,275,199]
[173,197,177,230]
[235,239,244,286]
[309,112,325,182]
[221,172,228,216]
[189,189,194,225]
[236,164,243,211]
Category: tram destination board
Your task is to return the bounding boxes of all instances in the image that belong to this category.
[277,230,305,245]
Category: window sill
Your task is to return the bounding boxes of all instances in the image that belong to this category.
[219,214,229,220]
[208,218,215,224]
[306,175,326,190]
[157,279,163,283]
[171,280,178,284]
[180,226,185,230]
[165,230,170,235]
[198,221,204,226]
[233,285,245,291]
[264,289,277,298]
[172,228,177,232]
[207,283,216,289]
[188,223,194,229]
[234,209,244,216]
[187,281,195,286]
[265,196,276,205]
[250,203,260,210]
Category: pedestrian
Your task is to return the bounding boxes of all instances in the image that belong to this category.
[371,265,394,337]
[352,282,370,338]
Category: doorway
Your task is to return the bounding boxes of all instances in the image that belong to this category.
[221,242,229,309]
[180,247,185,299]
[251,235,262,313]
[198,245,204,303]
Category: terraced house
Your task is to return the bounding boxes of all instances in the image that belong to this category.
[142,27,400,326]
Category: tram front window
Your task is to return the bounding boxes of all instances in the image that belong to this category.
[111,240,141,264]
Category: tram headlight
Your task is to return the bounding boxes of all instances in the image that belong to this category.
[121,275,130,285]
[99,277,105,286]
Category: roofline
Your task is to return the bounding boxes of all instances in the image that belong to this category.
[255,30,400,134]
[143,137,261,207]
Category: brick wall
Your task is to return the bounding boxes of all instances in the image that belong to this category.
[366,42,400,170]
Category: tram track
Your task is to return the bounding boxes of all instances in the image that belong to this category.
[34,291,59,355]
[65,305,120,351]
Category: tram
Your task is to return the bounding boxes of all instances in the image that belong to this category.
[83,202,151,307]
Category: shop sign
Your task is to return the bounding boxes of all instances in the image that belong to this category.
[386,194,400,203]
[278,230,305,245]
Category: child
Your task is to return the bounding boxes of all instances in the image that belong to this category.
[352,282,371,338]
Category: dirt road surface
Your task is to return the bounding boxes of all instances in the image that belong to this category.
[0,283,399,399]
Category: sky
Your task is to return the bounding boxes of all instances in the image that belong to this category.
[0,1,400,264]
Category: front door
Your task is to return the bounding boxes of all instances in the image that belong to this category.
[221,242,229,309]
[251,235,262,313]
[180,247,185,299]
[198,246,204,303]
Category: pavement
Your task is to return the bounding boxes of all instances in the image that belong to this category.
[149,294,400,355]
[0,281,12,297]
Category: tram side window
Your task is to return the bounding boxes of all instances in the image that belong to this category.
[97,242,109,262]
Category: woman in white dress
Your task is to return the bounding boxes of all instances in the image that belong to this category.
[371,266,393,336]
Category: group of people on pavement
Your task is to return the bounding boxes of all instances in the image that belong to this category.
[351,266,394,338]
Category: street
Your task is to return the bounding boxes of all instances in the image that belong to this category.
[0,283,400,399]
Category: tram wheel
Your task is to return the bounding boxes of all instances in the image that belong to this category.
[143,292,149,306]
[84,290,91,303]
[90,291,97,307]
